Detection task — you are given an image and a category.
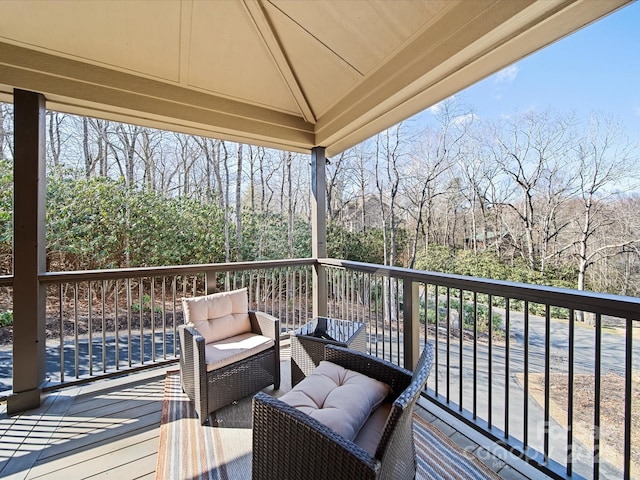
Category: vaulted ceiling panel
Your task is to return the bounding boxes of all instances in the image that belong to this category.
[272,0,449,75]
[187,0,300,115]
[0,0,181,82]
[263,0,363,118]
[0,0,631,156]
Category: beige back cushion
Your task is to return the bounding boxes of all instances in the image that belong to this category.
[182,288,251,344]
[279,361,391,441]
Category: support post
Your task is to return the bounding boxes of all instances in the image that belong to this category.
[206,271,215,294]
[311,147,327,319]
[8,89,47,414]
[403,280,420,370]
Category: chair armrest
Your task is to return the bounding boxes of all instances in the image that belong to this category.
[249,310,279,340]
[252,392,380,480]
[324,345,412,400]
[179,325,207,420]
[181,324,206,360]
[250,311,280,385]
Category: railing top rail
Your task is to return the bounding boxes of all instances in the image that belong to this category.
[39,258,315,284]
[319,258,640,319]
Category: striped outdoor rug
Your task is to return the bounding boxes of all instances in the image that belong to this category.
[155,371,500,480]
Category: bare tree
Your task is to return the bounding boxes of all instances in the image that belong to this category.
[536,158,577,273]
[354,144,372,232]
[47,111,68,167]
[325,151,344,224]
[286,151,294,256]
[139,128,164,191]
[570,115,639,295]
[80,118,111,178]
[236,143,243,261]
[492,109,575,270]
[173,133,201,197]
[106,123,142,187]
[254,149,281,258]
[247,145,259,211]
[194,137,224,205]
[0,103,14,160]
[221,141,231,262]
[458,146,496,254]
[440,174,465,248]
[374,123,410,325]
[405,100,464,267]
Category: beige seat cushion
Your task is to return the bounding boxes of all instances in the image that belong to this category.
[353,402,392,455]
[204,333,274,371]
[182,288,251,343]
[279,361,391,441]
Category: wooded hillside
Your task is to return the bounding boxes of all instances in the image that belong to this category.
[1,99,638,295]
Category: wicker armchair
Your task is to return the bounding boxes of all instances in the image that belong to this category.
[252,343,434,480]
[178,288,280,425]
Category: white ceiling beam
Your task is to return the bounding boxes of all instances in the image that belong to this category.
[242,0,317,124]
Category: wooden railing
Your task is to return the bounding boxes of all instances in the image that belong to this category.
[2,259,639,479]
[34,259,315,389]
[318,258,640,480]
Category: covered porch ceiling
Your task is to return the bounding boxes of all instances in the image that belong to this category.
[0,0,631,157]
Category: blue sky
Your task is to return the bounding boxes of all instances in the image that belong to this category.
[422,2,640,137]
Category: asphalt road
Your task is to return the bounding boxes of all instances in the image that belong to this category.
[0,332,179,395]
[2,311,636,477]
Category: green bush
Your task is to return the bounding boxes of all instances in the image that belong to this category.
[414,245,454,272]
[327,222,408,265]
[0,159,13,272]
[420,295,502,336]
[46,173,230,269]
[414,246,578,290]
[461,302,503,333]
[243,211,311,260]
[0,310,12,327]
[131,294,162,314]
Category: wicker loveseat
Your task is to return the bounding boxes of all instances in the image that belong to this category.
[252,343,434,480]
[178,288,280,425]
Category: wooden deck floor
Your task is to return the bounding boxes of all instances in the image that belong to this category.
[0,367,169,480]
[0,350,540,480]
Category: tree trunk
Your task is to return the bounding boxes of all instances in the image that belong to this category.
[0,105,8,159]
[236,143,243,261]
[82,117,93,178]
[221,141,231,263]
[248,146,256,211]
[47,112,63,167]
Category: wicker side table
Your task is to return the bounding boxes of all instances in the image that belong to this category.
[290,317,366,386]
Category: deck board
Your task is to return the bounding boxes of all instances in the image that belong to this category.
[0,368,168,480]
[0,349,537,480]
[87,452,158,480]
[27,429,159,479]
[34,391,163,468]
[29,436,159,479]
[0,391,76,480]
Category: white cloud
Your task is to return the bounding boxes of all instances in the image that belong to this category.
[453,113,477,125]
[428,95,456,114]
[495,65,519,83]
[428,102,443,115]
[498,105,537,120]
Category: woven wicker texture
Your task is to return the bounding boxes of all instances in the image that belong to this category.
[179,310,280,424]
[290,319,365,386]
[252,344,434,480]
[156,367,502,480]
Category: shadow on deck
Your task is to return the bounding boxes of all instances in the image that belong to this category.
[0,346,543,480]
